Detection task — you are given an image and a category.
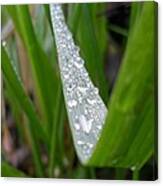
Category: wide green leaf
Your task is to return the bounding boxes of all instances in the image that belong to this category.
[1,2,157,179]
[88,2,156,171]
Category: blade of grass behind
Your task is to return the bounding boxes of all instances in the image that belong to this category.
[1,162,27,177]
[6,5,59,133]
[2,46,45,177]
[4,82,26,143]
[48,83,62,177]
[68,4,81,37]
[75,3,109,103]
[44,4,53,36]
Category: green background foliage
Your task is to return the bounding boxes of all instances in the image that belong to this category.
[1,1,157,180]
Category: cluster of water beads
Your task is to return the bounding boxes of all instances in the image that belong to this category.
[50,4,108,163]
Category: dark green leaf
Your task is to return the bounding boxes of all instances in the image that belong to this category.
[1,162,27,177]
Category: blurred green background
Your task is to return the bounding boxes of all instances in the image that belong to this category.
[1,2,157,180]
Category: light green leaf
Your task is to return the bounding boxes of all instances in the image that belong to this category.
[6,5,59,132]
[2,46,44,177]
[88,2,156,171]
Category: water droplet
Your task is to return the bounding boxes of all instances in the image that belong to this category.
[78,86,87,94]
[97,125,102,130]
[74,59,84,68]
[94,87,99,94]
[67,33,72,40]
[2,40,6,47]
[67,99,77,108]
[78,95,83,103]
[67,83,75,92]
[87,143,93,148]
[87,98,96,105]
[53,4,61,11]
[53,166,60,177]
[77,140,84,145]
[63,73,69,79]
[79,115,93,134]
[84,109,88,115]
[83,145,93,155]
[74,123,80,131]
[63,157,69,167]
[131,166,136,171]
[68,62,73,68]
[61,43,66,48]
[83,145,88,150]
[75,46,80,54]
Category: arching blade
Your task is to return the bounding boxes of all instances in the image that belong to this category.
[50,4,108,164]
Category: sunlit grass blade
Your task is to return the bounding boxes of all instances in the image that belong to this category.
[2,46,44,177]
[88,2,156,171]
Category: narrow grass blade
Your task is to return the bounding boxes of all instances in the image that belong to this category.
[132,170,139,180]
[109,23,128,37]
[48,83,62,177]
[4,82,27,143]
[44,4,53,34]
[1,46,47,140]
[1,162,27,177]
[68,4,81,37]
[6,5,59,132]
[2,46,44,177]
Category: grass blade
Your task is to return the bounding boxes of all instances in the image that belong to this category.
[6,5,59,132]
[88,2,156,170]
[1,162,27,177]
[2,46,44,177]
[68,4,81,37]
[48,84,62,177]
